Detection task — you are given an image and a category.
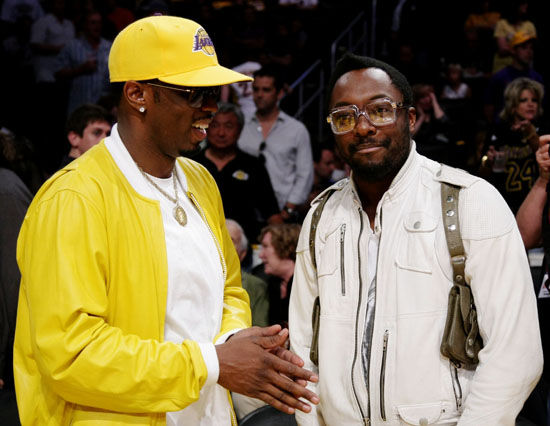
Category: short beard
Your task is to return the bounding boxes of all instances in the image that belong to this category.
[349,122,411,182]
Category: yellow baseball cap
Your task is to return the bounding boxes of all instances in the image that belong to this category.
[109,15,252,86]
[509,30,536,48]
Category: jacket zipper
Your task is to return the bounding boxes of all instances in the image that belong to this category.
[380,330,389,421]
[449,361,463,411]
[365,208,383,423]
[351,207,368,424]
[189,192,227,282]
[340,223,347,296]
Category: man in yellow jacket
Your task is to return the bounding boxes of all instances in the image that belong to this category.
[14,16,318,425]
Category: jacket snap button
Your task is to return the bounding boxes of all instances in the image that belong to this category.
[419,418,429,426]
[413,221,421,229]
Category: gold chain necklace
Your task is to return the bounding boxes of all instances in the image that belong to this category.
[137,165,187,226]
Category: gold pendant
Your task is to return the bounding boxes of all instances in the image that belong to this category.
[173,205,187,226]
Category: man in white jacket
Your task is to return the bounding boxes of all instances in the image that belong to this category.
[289,52,543,425]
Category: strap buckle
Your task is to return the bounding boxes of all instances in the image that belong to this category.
[451,255,466,266]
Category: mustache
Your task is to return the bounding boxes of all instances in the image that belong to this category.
[349,137,391,154]
[194,113,215,122]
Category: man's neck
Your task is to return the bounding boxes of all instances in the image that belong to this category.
[68,147,81,159]
[353,174,394,229]
[86,34,100,49]
[279,260,295,287]
[512,60,530,72]
[313,173,330,188]
[117,118,175,178]
[256,108,279,140]
[256,107,279,123]
[204,146,237,171]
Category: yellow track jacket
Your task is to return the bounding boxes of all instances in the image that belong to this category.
[13,141,251,425]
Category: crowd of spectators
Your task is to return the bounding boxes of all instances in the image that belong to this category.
[2,0,550,423]
[1,0,548,184]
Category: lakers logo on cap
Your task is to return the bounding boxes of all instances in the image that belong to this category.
[193,28,215,56]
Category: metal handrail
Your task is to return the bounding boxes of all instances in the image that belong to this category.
[330,10,367,70]
[287,11,369,140]
[288,59,325,138]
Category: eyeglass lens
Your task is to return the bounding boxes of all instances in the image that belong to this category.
[330,100,397,133]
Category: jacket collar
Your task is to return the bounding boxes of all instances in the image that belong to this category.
[384,139,420,201]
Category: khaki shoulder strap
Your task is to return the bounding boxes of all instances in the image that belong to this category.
[309,189,337,272]
[308,188,336,366]
[441,182,468,287]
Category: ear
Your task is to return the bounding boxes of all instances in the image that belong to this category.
[277,88,285,101]
[123,81,147,113]
[408,107,417,133]
[67,131,81,148]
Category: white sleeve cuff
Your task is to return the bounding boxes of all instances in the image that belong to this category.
[197,342,219,387]
[215,328,244,345]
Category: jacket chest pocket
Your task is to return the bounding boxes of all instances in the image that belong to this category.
[395,212,438,274]
[317,222,351,317]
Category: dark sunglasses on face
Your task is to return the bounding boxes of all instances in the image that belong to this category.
[146,82,220,108]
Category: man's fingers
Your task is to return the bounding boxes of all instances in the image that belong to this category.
[233,324,282,340]
[257,382,316,414]
[216,336,318,413]
[271,346,305,367]
[255,330,288,350]
[266,368,319,405]
[256,391,297,415]
[270,354,319,384]
[294,378,308,387]
[539,134,550,148]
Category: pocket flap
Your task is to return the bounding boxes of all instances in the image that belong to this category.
[396,402,443,425]
[317,219,342,277]
[404,212,438,233]
[319,218,341,243]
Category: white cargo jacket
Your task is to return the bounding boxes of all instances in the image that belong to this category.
[289,144,543,426]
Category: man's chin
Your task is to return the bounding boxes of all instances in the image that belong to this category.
[352,162,395,182]
[179,142,206,158]
[351,153,407,182]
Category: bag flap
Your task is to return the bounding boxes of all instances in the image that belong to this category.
[396,402,443,425]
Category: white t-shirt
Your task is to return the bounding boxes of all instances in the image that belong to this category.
[105,124,232,425]
[31,13,75,82]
